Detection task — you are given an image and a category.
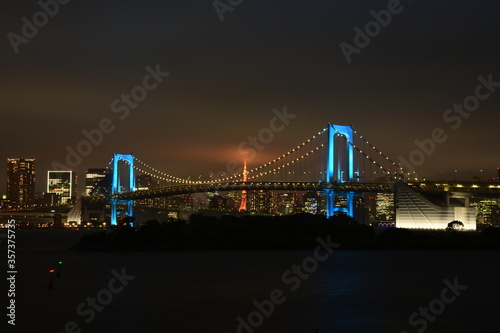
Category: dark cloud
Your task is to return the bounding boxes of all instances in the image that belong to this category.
[1,0,499,192]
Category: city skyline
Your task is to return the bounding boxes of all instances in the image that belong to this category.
[2,2,500,331]
[1,1,499,193]
[4,154,500,196]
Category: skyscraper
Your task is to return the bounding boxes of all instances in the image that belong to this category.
[248,190,274,214]
[136,174,154,190]
[47,171,77,205]
[85,168,111,197]
[7,158,36,208]
[375,193,394,222]
[304,191,321,214]
[135,174,155,207]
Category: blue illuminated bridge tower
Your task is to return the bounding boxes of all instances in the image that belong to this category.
[106,125,361,222]
[324,123,358,218]
[111,153,135,226]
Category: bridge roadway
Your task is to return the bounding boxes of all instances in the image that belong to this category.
[85,180,500,203]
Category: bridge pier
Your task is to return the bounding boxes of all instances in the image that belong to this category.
[325,190,355,218]
[81,197,107,226]
[325,189,334,218]
[111,199,134,226]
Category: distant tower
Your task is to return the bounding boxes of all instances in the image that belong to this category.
[239,160,248,212]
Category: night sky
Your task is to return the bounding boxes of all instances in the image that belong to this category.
[1,0,499,192]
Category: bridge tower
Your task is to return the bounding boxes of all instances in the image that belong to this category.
[111,153,136,226]
[325,124,358,218]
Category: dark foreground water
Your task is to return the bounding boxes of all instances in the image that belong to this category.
[3,229,500,333]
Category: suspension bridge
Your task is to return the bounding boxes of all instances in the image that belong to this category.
[75,123,500,230]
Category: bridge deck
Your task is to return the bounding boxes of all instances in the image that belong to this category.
[84,181,500,203]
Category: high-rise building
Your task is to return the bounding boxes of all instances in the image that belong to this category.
[334,195,347,209]
[136,174,154,190]
[85,168,111,197]
[304,192,321,214]
[208,195,226,210]
[248,190,274,214]
[135,174,155,207]
[226,191,242,211]
[35,192,60,207]
[473,198,500,225]
[375,193,394,222]
[47,171,77,205]
[273,192,297,215]
[7,158,36,208]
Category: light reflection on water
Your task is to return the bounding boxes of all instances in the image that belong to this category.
[13,230,500,333]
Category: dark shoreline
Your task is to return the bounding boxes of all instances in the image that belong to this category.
[69,213,500,252]
[71,235,500,252]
